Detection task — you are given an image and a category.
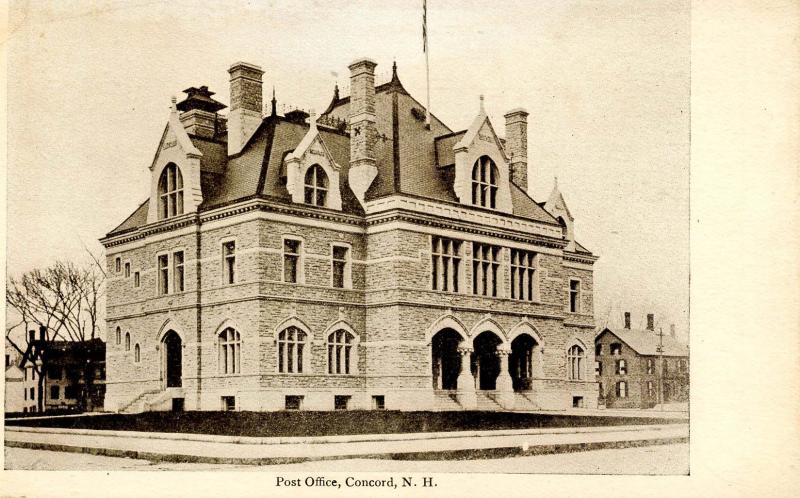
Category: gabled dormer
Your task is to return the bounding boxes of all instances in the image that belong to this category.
[453,96,513,213]
[284,111,343,210]
[146,97,204,223]
[544,177,576,249]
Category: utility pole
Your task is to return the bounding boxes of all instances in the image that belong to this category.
[657,327,665,411]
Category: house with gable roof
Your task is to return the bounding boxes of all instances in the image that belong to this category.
[101,58,599,413]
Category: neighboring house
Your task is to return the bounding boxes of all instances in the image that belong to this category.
[19,333,106,412]
[101,58,600,413]
[595,313,689,409]
[4,340,40,413]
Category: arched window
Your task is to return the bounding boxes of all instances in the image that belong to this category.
[218,327,241,375]
[158,163,184,219]
[304,164,328,206]
[568,344,585,380]
[278,326,307,373]
[115,327,121,345]
[471,156,498,208]
[125,332,131,351]
[134,344,140,363]
[327,329,355,375]
[557,216,568,239]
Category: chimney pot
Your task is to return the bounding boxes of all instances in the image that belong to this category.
[646,314,654,331]
[623,312,631,329]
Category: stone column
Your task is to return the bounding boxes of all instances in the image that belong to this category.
[456,346,477,409]
[495,346,515,409]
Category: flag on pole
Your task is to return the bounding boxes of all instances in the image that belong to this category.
[423,0,428,53]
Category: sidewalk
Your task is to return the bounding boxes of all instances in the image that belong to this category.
[5,423,689,465]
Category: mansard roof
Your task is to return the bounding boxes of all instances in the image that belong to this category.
[106,66,581,243]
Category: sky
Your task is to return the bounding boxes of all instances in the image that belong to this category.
[5,0,690,338]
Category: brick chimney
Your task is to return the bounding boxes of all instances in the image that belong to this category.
[646,313,654,331]
[228,62,264,155]
[504,108,529,191]
[39,325,46,341]
[177,86,226,139]
[624,312,631,329]
[347,58,378,205]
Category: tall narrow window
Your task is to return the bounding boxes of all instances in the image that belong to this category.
[124,262,130,278]
[331,245,350,289]
[616,381,628,398]
[158,163,184,219]
[134,272,140,287]
[595,361,602,376]
[568,345,585,380]
[115,257,121,273]
[115,327,121,345]
[134,344,141,363]
[472,242,500,296]
[327,329,355,375]
[173,251,184,293]
[158,254,169,295]
[218,327,241,374]
[125,332,131,352]
[569,279,581,312]
[471,155,498,208]
[510,249,537,300]
[616,359,627,375]
[647,358,655,374]
[431,236,462,292]
[304,164,329,206]
[283,239,301,283]
[278,327,306,373]
[223,241,236,285]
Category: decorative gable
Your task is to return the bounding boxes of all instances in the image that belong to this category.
[284,113,343,210]
[452,97,513,213]
[544,178,576,249]
[146,97,204,223]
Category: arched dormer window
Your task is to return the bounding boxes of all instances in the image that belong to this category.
[557,216,568,239]
[277,326,307,374]
[158,163,184,219]
[304,164,328,207]
[327,329,355,375]
[471,156,498,209]
[218,327,241,375]
[568,344,585,380]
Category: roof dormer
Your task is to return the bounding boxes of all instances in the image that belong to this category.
[284,111,343,210]
[544,177,576,250]
[452,96,513,213]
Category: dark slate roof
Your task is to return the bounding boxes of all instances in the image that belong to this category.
[435,131,465,168]
[598,328,689,357]
[190,135,227,174]
[108,199,149,234]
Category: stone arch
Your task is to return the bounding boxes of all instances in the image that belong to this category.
[507,320,545,347]
[323,320,360,345]
[156,317,188,343]
[425,314,469,345]
[213,318,246,341]
[468,317,509,346]
[273,316,313,342]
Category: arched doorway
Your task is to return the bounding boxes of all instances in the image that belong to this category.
[510,334,536,391]
[472,331,502,390]
[162,330,182,388]
[431,328,463,390]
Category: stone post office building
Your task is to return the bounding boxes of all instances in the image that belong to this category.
[101,58,599,413]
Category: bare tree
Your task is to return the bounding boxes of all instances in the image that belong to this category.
[6,256,106,412]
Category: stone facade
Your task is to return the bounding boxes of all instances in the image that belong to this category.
[101,58,600,413]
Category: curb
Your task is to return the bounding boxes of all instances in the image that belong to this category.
[4,436,689,466]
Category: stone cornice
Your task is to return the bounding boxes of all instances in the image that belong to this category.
[563,251,599,265]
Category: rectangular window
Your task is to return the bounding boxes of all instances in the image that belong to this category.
[173,251,185,293]
[595,344,602,356]
[332,245,350,289]
[647,381,655,398]
[431,236,462,292]
[595,361,602,376]
[510,249,537,301]
[334,395,351,411]
[30,387,35,400]
[124,262,130,278]
[283,239,301,283]
[663,359,669,375]
[158,254,170,295]
[221,396,236,411]
[285,395,303,410]
[679,359,687,373]
[24,388,27,400]
[134,272,140,287]
[6,354,10,368]
[611,343,622,355]
[32,369,35,380]
[372,395,385,410]
[572,396,584,408]
[616,381,628,398]
[115,257,121,273]
[616,359,627,375]
[223,241,236,284]
[50,385,59,400]
[569,279,581,312]
[472,242,500,297]
[23,367,27,381]
[647,358,655,374]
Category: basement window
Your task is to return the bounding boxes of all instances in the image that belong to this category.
[334,395,351,411]
[372,395,385,410]
[572,396,584,408]
[221,396,236,411]
[285,395,303,411]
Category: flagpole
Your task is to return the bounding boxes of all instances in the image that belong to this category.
[424,0,431,129]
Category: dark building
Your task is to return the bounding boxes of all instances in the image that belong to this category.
[595,314,688,409]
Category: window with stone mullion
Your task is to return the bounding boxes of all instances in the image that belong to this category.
[511,249,537,301]
[278,327,305,374]
[472,243,499,296]
[431,236,461,292]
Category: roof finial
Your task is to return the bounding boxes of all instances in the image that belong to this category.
[170,96,177,113]
[271,85,277,117]
[479,94,485,114]
[333,82,340,101]
[392,60,398,79]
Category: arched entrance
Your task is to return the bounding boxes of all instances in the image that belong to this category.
[510,334,536,391]
[472,331,502,390]
[162,330,182,388]
[431,328,463,390]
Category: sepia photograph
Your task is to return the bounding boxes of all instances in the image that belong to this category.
[2,0,797,496]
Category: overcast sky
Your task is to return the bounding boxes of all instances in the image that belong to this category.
[6,0,689,337]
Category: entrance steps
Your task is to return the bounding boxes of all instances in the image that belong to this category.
[433,391,463,411]
[119,390,160,414]
[513,392,540,411]
[476,391,504,411]
[120,388,184,414]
